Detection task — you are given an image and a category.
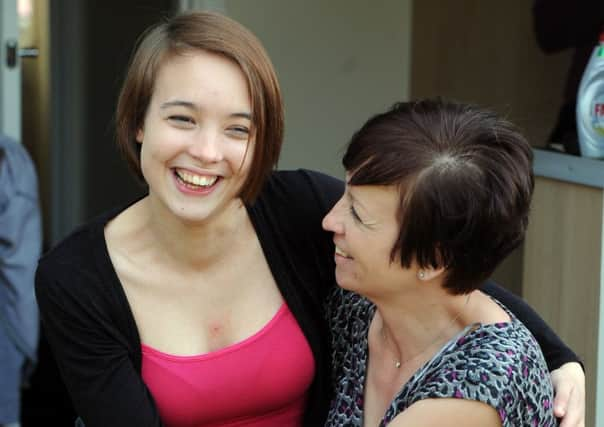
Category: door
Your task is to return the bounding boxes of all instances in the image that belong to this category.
[0,0,20,141]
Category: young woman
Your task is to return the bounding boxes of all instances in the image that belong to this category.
[323,99,569,426]
[35,12,584,427]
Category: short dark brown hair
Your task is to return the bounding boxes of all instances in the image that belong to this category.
[116,11,284,202]
[344,98,534,295]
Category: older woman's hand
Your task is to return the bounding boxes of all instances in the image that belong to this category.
[551,362,585,427]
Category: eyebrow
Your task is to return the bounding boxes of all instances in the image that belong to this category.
[160,100,252,120]
[346,189,365,210]
[346,189,378,226]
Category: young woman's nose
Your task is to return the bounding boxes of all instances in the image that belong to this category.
[189,128,223,163]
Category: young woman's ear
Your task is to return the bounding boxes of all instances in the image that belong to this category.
[136,129,144,144]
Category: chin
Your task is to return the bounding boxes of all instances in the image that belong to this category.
[335,272,357,293]
[167,202,216,224]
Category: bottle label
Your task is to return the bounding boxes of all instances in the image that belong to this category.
[593,97,604,136]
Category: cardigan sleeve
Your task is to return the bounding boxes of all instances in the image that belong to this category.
[35,260,164,427]
[480,280,581,371]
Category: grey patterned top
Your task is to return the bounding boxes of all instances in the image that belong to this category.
[325,288,558,427]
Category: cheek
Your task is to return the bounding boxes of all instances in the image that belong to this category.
[367,242,396,271]
[139,144,153,183]
[138,133,173,183]
[139,135,163,167]
[144,126,185,159]
[231,140,255,174]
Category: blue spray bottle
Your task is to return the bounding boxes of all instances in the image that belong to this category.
[576,32,604,158]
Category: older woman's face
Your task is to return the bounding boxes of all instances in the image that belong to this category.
[322,181,418,297]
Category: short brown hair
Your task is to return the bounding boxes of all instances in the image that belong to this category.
[344,98,534,295]
[116,11,284,202]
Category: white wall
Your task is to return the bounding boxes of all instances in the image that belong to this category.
[183,0,412,177]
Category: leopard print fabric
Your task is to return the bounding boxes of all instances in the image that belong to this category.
[325,288,557,426]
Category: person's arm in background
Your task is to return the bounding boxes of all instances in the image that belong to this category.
[481,280,585,427]
[0,138,42,377]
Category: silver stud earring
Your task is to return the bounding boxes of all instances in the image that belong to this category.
[418,270,426,280]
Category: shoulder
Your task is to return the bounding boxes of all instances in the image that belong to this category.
[0,135,38,200]
[250,169,343,245]
[430,321,551,394]
[327,287,371,325]
[327,288,373,363]
[327,287,372,346]
[405,321,554,424]
[35,207,124,306]
[39,211,108,270]
[259,169,344,211]
[267,168,343,190]
[0,135,35,172]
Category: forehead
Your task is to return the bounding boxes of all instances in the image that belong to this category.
[348,184,399,218]
[152,50,251,109]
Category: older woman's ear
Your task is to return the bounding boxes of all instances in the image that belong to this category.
[416,266,445,282]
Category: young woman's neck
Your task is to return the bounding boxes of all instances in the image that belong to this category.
[142,195,252,271]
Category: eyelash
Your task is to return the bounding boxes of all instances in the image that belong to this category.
[168,116,249,137]
[349,205,363,224]
[228,126,250,135]
[169,115,194,124]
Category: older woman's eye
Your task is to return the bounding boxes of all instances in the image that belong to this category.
[349,205,363,223]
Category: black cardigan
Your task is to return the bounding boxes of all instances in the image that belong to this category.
[35,169,578,427]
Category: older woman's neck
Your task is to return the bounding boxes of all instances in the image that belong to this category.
[373,287,474,365]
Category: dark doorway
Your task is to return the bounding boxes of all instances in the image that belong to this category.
[22,1,176,424]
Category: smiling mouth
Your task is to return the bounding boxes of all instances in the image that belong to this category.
[335,245,352,259]
[174,169,220,189]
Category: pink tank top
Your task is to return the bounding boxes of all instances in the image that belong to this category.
[141,304,315,427]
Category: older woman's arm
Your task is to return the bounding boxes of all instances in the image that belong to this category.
[387,399,501,427]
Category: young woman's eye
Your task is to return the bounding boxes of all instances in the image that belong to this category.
[169,115,195,125]
[227,126,250,138]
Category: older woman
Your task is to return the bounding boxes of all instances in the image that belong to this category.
[324,99,561,426]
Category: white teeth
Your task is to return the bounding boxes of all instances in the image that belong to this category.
[335,245,351,258]
[177,170,218,187]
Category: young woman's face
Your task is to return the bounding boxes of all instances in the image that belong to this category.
[322,181,418,297]
[137,50,253,224]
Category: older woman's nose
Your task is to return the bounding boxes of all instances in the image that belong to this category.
[322,197,345,234]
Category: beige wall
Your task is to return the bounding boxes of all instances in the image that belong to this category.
[523,177,602,426]
[411,0,571,148]
[182,1,577,293]
[185,0,413,177]
[410,0,574,292]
